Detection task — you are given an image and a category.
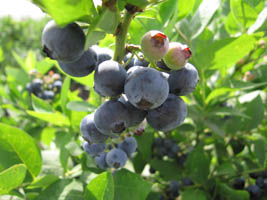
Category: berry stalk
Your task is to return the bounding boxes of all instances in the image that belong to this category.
[113,11,134,63]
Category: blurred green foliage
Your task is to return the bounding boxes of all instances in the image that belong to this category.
[0,16,49,70]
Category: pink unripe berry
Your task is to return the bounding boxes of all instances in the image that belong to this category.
[141,30,169,61]
[163,42,191,70]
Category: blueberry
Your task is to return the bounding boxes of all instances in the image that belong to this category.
[126,65,145,76]
[168,63,199,96]
[27,78,43,94]
[52,80,62,91]
[249,172,261,179]
[118,137,137,157]
[149,167,156,174]
[41,90,55,100]
[261,170,267,178]
[153,138,164,147]
[94,60,127,97]
[163,139,174,148]
[91,45,113,65]
[256,177,264,189]
[58,47,97,77]
[105,148,128,168]
[169,180,179,197]
[80,113,109,143]
[171,144,179,154]
[118,95,147,127]
[124,67,169,110]
[146,94,187,132]
[83,141,106,157]
[94,100,129,136]
[141,30,169,61]
[94,152,109,169]
[233,177,245,190]
[133,54,149,67]
[246,185,262,199]
[42,20,85,62]
[182,177,194,186]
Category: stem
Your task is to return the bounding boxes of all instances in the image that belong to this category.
[113,11,134,63]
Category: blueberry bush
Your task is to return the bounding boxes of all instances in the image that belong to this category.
[0,0,267,200]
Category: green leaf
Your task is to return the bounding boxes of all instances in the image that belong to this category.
[217,181,249,200]
[27,110,70,126]
[0,123,42,178]
[205,88,237,104]
[35,58,56,75]
[132,153,147,174]
[135,127,154,161]
[98,9,119,34]
[196,34,259,77]
[85,172,114,200]
[254,138,266,167]
[27,174,59,189]
[60,77,71,113]
[5,67,29,85]
[65,141,83,157]
[177,0,196,20]
[185,145,210,184]
[0,47,3,62]
[230,0,258,29]
[36,179,83,200]
[182,189,207,200]
[25,51,36,72]
[85,7,119,48]
[248,7,267,34]
[158,0,177,25]
[66,101,96,112]
[41,127,56,146]
[31,94,53,113]
[209,107,250,119]
[242,95,264,131]
[149,159,182,181]
[0,164,27,195]
[71,72,94,87]
[113,169,152,200]
[204,120,225,136]
[176,0,221,40]
[225,11,242,35]
[125,0,149,9]
[32,0,96,26]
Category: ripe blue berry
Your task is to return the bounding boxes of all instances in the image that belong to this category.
[80,113,108,143]
[124,67,169,110]
[168,63,199,96]
[146,94,187,132]
[83,141,106,157]
[118,137,138,157]
[106,148,127,169]
[94,100,129,136]
[94,60,127,97]
[95,152,109,170]
[42,20,85,62]
[58,48,97,77]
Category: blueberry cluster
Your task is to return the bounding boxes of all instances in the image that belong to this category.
[160,178,194,200]
[152,138,180,159]
[81,121,137,170]
[26,70,62,100]
[232,171,267,199]
[41,21,200,169]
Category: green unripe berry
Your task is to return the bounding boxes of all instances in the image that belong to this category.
[163,42,191,70]
[141,30,169,61]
